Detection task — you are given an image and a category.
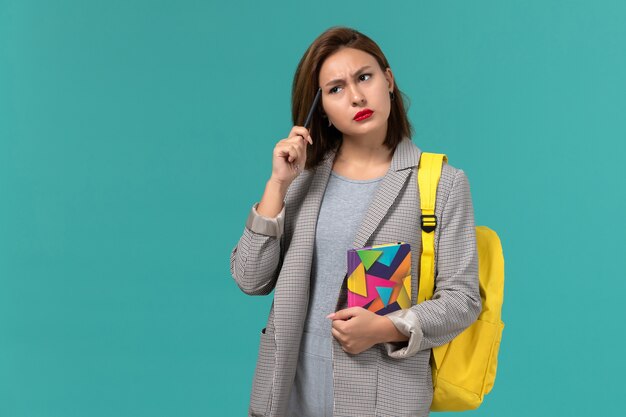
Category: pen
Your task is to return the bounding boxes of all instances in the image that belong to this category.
[303,87,322,130]
[292,87,321,173]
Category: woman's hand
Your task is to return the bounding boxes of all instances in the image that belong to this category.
[270,126,313,188]
[327,307,392,355]
[256,126,312,218]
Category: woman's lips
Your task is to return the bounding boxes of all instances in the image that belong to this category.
[354,109,374,121]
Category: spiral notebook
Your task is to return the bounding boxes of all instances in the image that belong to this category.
[346,242,412,315]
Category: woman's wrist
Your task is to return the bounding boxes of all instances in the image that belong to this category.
[378,316,410,344]
[257,178,288,218]
[267,176,290,194]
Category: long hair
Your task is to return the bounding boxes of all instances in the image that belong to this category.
[292,26,413,170]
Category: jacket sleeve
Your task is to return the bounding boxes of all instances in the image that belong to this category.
[229,201,285,295]
[382,169,481,358]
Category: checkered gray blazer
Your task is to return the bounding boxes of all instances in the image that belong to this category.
[230,138,481,417]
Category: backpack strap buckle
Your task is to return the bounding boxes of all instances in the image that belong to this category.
[421,214,437,233]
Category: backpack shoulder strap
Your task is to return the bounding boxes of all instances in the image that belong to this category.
[417,152,447,304]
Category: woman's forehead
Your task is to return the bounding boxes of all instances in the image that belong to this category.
[319,48,378,83]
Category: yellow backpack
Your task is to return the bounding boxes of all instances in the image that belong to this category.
[417,152,505,411]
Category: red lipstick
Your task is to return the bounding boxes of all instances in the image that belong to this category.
[354,109,374,121]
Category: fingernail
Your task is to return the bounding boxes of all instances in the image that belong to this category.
[326,313,335,319]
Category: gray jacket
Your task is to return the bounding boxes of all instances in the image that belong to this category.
[230,138,481,417]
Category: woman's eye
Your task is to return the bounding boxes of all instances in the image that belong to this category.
[328,74,371,94]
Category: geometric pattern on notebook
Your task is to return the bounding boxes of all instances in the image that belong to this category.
[347,242,412,315]
[357,250,382,270]
[376,286,393,307]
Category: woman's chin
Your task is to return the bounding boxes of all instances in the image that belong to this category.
[345,121,386,137]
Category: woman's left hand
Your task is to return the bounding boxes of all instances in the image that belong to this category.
[327,307,388,355]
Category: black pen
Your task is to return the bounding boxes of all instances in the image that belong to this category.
[292,88,321,172]
[303,87,322,130]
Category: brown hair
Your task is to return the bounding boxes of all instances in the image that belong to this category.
[291,26,414,170]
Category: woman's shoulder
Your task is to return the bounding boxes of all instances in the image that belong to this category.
[436,160,473,210]
[412,142,469,187]
[441,160,467,183]
[412,145,472,203]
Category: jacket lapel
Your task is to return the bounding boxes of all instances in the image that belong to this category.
[352,137,421,248]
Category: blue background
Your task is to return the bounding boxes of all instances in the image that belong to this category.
[1,0,625,415]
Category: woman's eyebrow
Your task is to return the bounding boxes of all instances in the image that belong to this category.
[323,65,373,87]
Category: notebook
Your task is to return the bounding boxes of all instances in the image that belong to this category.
[346,242,412,315]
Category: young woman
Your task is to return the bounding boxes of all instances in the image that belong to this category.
[230,26,481,417]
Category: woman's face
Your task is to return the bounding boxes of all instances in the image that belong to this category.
[318,47,394,141]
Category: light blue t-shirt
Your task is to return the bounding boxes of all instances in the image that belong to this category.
[286,170,384,417]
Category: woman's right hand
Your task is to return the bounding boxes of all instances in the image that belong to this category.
[269,126,313,187]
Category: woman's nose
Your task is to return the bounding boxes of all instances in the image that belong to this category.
[349,84,366,105]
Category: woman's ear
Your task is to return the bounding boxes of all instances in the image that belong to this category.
[385,67,395,91]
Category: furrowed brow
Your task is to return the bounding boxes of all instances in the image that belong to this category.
[323,66,372,87]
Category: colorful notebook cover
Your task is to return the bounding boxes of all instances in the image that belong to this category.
[347,242,412,315]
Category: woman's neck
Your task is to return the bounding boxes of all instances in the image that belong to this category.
[331,135,393,180]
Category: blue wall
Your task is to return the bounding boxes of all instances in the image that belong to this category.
[1,1,624,415]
